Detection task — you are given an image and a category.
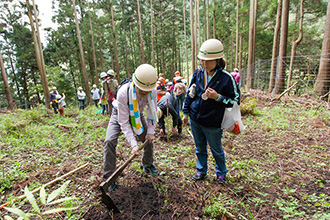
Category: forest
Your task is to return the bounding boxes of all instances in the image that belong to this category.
[1,0,330,219]
[0,0,329,108]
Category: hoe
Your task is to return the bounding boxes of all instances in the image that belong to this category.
[100,141,148,212]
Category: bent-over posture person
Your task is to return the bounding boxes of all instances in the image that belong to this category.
[103,64,160,190]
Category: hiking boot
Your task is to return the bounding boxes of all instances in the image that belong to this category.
[216,175,226,184]
[192,173,207,181]
[143,164,159,176]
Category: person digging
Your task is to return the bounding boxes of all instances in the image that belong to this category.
[156,94,182,138]
[103,64,160,191]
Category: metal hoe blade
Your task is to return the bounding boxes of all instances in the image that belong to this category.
[100,141,148,212]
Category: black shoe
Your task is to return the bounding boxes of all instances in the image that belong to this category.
[216,175,226,184]
[192,173,207,181]
[143,164,159,176]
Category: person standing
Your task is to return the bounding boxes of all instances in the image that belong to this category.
[100,69,118,115]
[56,93,66,116]
[77,87,86,110]
[103,64,159,190]
[91,84,101,107]
[49,87,59,114]
[182,39,240,184]
[173,78,186,112]
[156,94,182,136]
[99,88,109,115]
[231,68,241,87]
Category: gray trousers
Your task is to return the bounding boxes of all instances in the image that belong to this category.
[103,108,154,179]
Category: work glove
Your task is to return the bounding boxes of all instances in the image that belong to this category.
[188,84,196,98]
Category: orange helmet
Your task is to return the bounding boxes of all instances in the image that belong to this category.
[159,77,165,86]
[175,71,180,76]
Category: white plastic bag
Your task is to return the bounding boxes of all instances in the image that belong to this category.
[221,102,245,134]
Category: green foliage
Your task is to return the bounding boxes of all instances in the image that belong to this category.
[4,180,79,220]
[203,193,238,218]
[240,97,259,116]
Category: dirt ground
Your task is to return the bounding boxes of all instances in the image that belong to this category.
[1,90,329,219]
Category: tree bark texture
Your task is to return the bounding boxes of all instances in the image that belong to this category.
[314,0,330,96]
[27,0,50,108]
[87,0,99,86]
[287,0,304,89]
[183,0,189,82]
[247,0,257,89]
[110,0,120,82]
[137,0,145,64]
[190,0,196,73]
[0,51,14,110]
[275,0,290,94]
[72,0,91,104]
[269,0,282,93]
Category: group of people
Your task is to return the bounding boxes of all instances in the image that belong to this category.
[50,38,241,189]
[102,38,241,191]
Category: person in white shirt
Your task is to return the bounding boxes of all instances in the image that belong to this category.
[91,84,101,107]
[103,64,159,190]
[77,87,86,110]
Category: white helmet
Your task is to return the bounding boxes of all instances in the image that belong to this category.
[156,107,163,119]
[133,64,157,91]
[100,72,107,79]
[107,69,115,76]
[93,84,96,88]
[56,94,62,99]
[234,68,239,72]
[52,86,57,90]
[78,86,82,90]
[197,39,224,60]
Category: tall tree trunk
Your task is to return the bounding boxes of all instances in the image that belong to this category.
[87,0,99,86]
[247,0,257,89]
[314,0,330,97]
[137,0,145,63]
[0,51,14,110]
[110,0,120,82]
[197,0,201,48]
[287,0,304,89]
[151,0,155,66]
[26,0,50,108]
[206,0,209,39]
[194,0,198,62]
[213,0,216,38]
[120,0,130,77]
[235,0,239,68]
[190,0,196,72]
[92,0,105,72]
[268,0,282,93]
[230,36,233,71]
[183,0,190,82]
[72,0,91,105]
[78,0,95,85]
[5,38,21,101]
[275,0,290,94]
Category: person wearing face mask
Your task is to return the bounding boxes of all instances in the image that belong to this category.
[100,70,118,116]
[182,39,240,184]
[103,64,160,191]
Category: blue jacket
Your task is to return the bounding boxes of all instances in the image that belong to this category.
[183,67,240,128]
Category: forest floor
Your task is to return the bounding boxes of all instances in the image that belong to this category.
[0,90,330,219]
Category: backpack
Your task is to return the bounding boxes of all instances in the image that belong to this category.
[114,78,132,99]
